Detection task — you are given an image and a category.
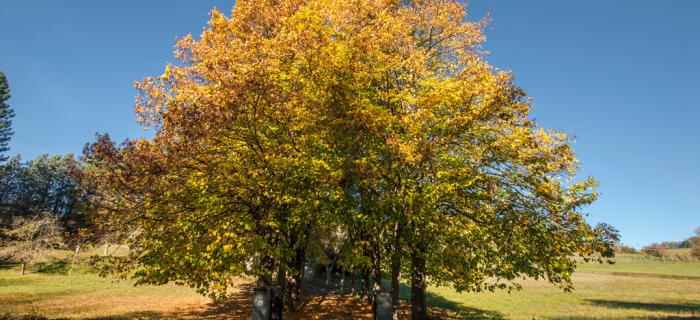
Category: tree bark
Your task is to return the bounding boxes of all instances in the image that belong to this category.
[258,255,276,320]
[361,267,370,299]
[289,225,310,307]
[325,262,334,287]
[339,269,346,295]
[271,263,287,320]
[390,222,402,320]
[362,268,372,303]
[350,267,356,296]
[390,252,401,320]
[372,247,382,315]
[287,245,306,308]
[20,262,26,275]
[373,245,382,293]
[410,248,428,320]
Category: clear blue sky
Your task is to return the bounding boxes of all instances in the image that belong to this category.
[1,1,698,248]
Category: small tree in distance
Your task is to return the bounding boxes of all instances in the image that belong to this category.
[692,228,700,258]
[0,214,64,275]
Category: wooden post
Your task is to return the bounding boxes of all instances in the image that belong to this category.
[69,243,81,277]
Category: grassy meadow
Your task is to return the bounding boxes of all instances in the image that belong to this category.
[1,251,699,319]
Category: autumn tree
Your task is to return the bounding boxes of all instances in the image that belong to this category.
[84,1,616,319]
[83,2,341,318]
[291,1,617,318]
[0,70,14,162]
[0,214,64,275]
[692,228,700,259]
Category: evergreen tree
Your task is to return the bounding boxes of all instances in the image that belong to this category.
[0,70,15,161]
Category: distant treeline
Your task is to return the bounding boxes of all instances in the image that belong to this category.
[641,236,699,258]
[0,154,95,273]
[0,154,88,232]
[644,239,694,251]
[614,235,699,259]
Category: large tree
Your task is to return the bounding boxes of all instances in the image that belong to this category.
[0,70,15,162]
[83,3,341,319]
[84,1,617,319]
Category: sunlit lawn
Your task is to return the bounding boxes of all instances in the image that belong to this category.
[1,257,699,319]
[577,259,700,278]
[0,267,209,319]
[424,263,700,319]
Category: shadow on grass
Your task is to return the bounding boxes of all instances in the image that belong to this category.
[2,273,502,320]
[1,260,86,276]
[179,283,254,319]
[0,263,15,270]
[400,282,503,320]
[34,259,70,275]
[587,299,700,314]
[307,274,503,319]
[548,316,700,320]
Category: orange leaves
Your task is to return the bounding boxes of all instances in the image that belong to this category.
[82,0,613,299]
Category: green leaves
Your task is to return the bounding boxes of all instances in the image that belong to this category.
[83,0,617,306]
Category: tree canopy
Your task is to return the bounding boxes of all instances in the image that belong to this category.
[83,1,618,319]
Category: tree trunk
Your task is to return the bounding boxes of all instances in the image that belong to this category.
[271,263,287,320]
[362,267,371,303]
[350,267,356,296]
[373,246,382,293]
[20,262,25,275]
[325,262,334,287]
[410,248,427,320]
[360,267,369,298]
[390,252,401,320]
[390,222,402,320]
[288,245,306,308]
[288,225,309,307]
[372,249,382,315]
[339,269,346,295]
[258,255,276,320]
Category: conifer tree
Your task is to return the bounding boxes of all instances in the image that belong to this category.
[0,70,15,162]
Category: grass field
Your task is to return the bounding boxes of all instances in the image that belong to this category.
[1,254,699,319]
[424,262,700,319]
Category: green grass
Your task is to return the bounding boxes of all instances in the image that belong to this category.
[423,269,700,319]
[0,265,208,319]
[1,252,699,319]
[577,259,700,278]
[365,260,700,319]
